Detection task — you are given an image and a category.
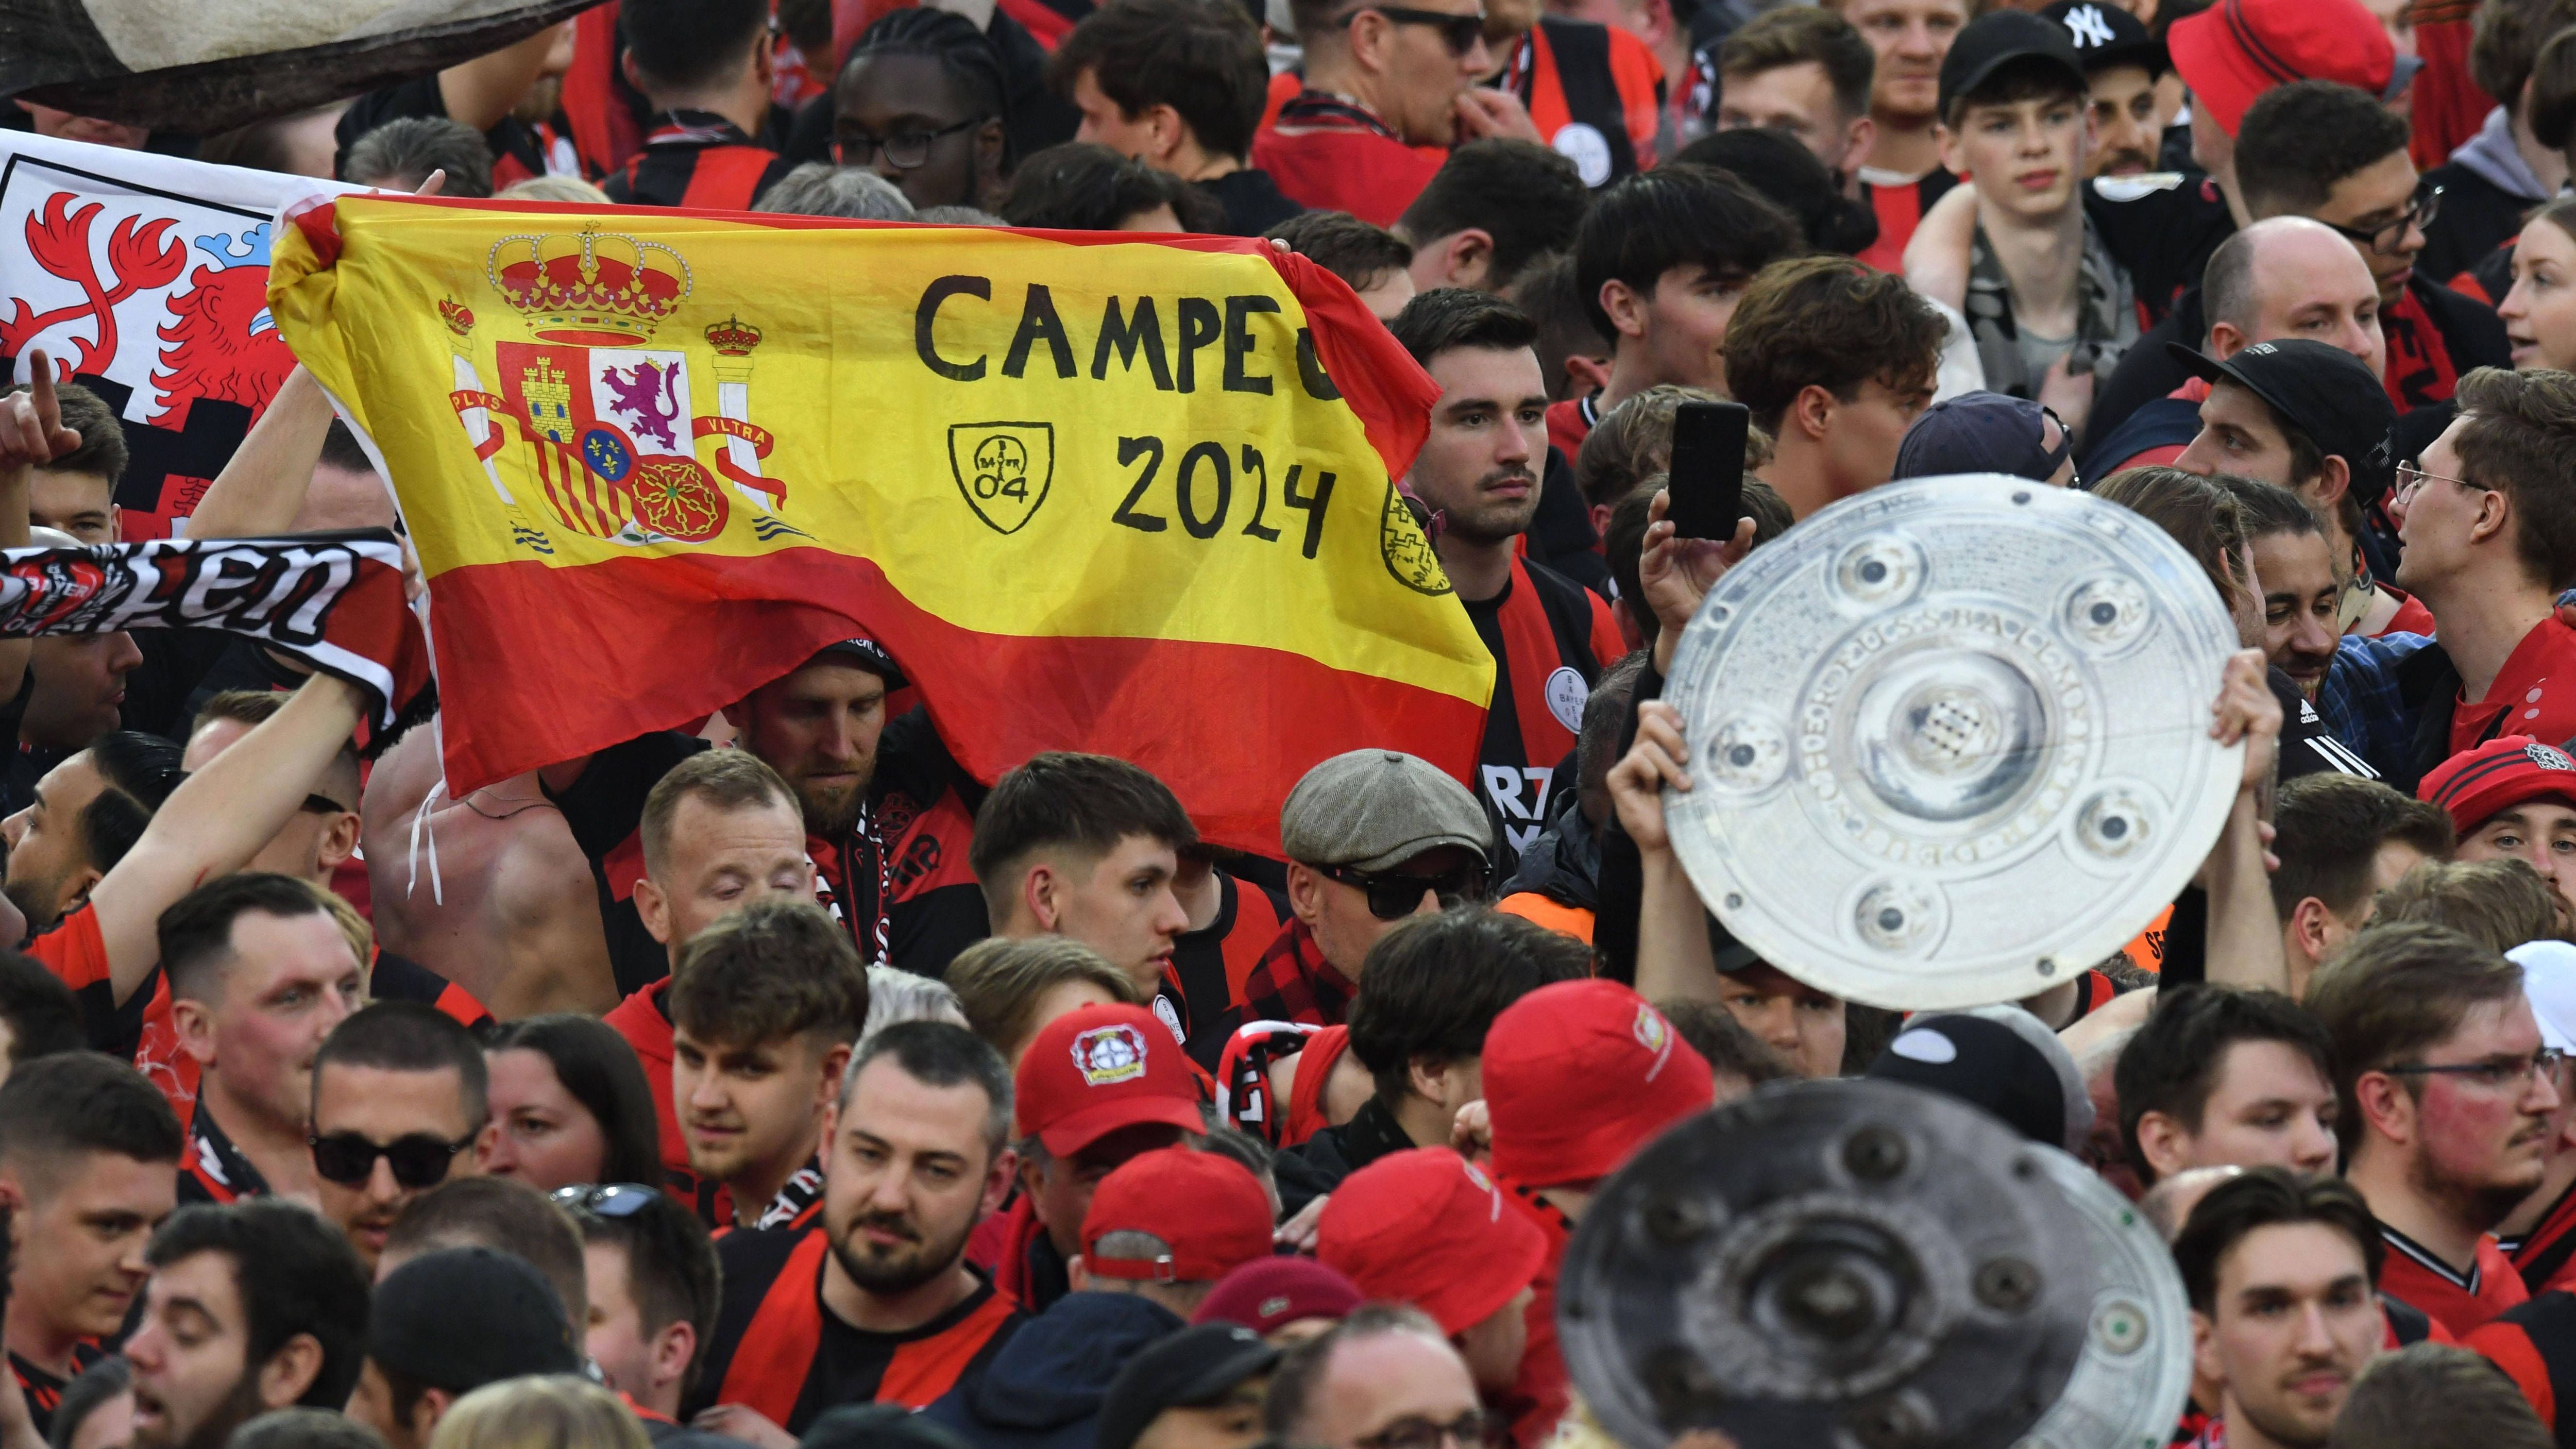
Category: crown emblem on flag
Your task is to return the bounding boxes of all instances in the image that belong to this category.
[486,226,692,345]
[437,296,475,336]
[704,314,762,356]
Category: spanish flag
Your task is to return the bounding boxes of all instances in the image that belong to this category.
[268,197,1493,853]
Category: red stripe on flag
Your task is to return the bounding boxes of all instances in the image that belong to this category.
[423,548,1486,854]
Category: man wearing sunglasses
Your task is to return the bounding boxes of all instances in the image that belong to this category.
[2310,921,2561,1335]
[601,0,795,211]
[306,1001,489,1272]
[1252,0,1544,227]
[1232,750,1490,1051]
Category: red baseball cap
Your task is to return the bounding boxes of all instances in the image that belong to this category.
[1015,1004,1205,1156]
[1316,1148,1546,1337]
[1080,1149,1275,1283]
[1192,1257,1364,1335]
[2419,736,2576,837]
[2168,0,2395,138]
[1483,980,1714,1189]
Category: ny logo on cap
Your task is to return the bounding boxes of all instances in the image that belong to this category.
[2529,743,2576,771]
[1072,1024,1151,1086]
[2063,3,2115,46]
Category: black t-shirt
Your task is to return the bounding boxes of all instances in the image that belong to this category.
[2083,172,2236,326]
[11,1343,102,1440]
[1461,559,1614,871]
[334,73,569,187]
[1196,169,1303,238]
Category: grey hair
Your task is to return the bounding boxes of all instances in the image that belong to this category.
[1264,1304,1452,1440]
[754,163,918,221]
[914,205,1006,226]
[861,965,967,1042]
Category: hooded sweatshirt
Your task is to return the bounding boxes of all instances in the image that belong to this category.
[921,1293,1186,1449]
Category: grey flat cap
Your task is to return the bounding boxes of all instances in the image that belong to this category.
[1280,750,1491,871]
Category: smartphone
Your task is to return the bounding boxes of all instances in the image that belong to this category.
[1666,400,1749,542]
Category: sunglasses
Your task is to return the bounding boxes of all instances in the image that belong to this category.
[309,1130,477,1189]
[550,1183,664,1218]
[1334,4,1487,56]
[1318,862,1488,920]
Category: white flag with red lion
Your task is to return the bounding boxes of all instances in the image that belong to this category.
[0,130,350,538]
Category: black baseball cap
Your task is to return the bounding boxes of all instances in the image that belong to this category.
[811,636,906,686]
[1939,10,2090,121]
[2165,338,2399,504]
[2041,0,2170,78]
[1094,1325,1280,1449]
[1865,1006,2094,1154]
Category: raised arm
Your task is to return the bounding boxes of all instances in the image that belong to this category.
[178,365,336,540]
[1613,701,1726,1004]
[439,22,571,134]
[89,671,367,1001]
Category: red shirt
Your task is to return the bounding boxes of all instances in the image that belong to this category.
[2375,589,2436,638]
[1252,93,1444,227]
[1498,1180,1574,1448]
[2381,1226,2529,1336]
[2451,616,2576,756]
[1545,396,1596,461]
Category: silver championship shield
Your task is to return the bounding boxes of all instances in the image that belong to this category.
[1663,475,2245,1009]
[2016,1150,2195,1449]
[1557,1080,2094,1449]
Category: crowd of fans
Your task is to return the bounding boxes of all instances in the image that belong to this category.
[24,0,2576,1445]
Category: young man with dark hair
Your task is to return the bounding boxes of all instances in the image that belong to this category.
[2309,921,2558,1334]
[603,0,794,209]
[2269,774,2454,995]
[1048,0,1299,236]
[1923,12,2136,429]
[1394,141,1587,295]
[0,1054,180,1436]
[2415,735,2576,941]
[1714,7,1877,201]
[2040,0,2166,179]
[0,954,82,1088]
[1263,211,1418,320]
[2114,986,2337,1187]
[2421,0,2576,292]
[1551,166,1803,454]
[564,1184,721,1435]
[307,1001,489,1272]
[2342,369,2576,790]
[1278,909,1588,1214]
[377,1176,588,1333]
[160,873,363,1207]
[1388,290,1623,858]
[690,1022,1023,1440]
[2170,1169,2387,1449]
[1250,0,1539,225]
[970,752,1195,999]
[2214,476,2354,718]
[125,1201,372,1449]
[1720,254,1945,518]
[668,900,870,1232]
[2176,344,2409,653]
[19,379,125,546]
[1506,251,1612,406]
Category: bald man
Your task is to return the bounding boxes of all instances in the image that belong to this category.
[2089,217,2388,480]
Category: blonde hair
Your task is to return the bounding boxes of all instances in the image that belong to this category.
[305,881,375,976]
[944,936,1144,1059]
[497,175,612,205]
[428,1376,649,1449]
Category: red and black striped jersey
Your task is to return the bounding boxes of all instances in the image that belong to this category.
[369,948,494,1031]
[11,1344,101,1441]
[1462,557,1626,868]
[1158,870,1291,1073]
[1502,17,1665,188]
[1856,169,1960,275]
[687,1226,1024,1433]
[176,1103,272,1205]
[2382,1226,2529,1337]
[2468,1290,2576,1439]
[2506,1180,2576,1298]
[605,110,796,211]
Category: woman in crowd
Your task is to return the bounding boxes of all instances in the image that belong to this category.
[475,1015,663,1191]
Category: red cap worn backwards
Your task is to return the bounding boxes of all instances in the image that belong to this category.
[1016,1004,1206,1157]
[1080,1149,1275,1283]
[2418,736,2576,837]
[1483,980,1714,1189]
[2168,0,2395,138]
[1316,1148,1546,1337]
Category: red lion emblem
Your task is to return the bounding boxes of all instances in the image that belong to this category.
[147,239,295,426]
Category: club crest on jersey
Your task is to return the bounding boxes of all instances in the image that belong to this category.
[1073,1024,1150,1086]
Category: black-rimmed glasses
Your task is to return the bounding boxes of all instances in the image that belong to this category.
[834,116,984,171]
[2382,1047,2565,1090]
[2321,182,2441,256]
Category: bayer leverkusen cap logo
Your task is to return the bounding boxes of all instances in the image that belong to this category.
[1015,1003,1205,1157]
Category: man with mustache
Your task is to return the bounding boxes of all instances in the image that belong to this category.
[2042,1,2164,179]
[2212,479,2344,708]
[687,1023,1023,1449]
[0,1055,179,1438]
[2309,921,2563,1335]
[1388,290,1622,869]
[2171,1169,2388,1449]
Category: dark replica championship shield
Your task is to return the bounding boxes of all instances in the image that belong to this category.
[1662,474,2244,1011]
[0,0,603,133]
[1556,1082,2191,1449]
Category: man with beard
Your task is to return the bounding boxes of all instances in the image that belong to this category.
[0,1054,180,1437]
[2215,480,2348,709]
[669,903,870,1233]
[687,1023,1023,1446]
[2416,737,2576,940]
[2041,1,2164,179]
[122,1201,370,1449]
[2171,1169,2388,1449]
[544,639,987,992]
[2309,921,2563,1334]
[1388,290,1622,869]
